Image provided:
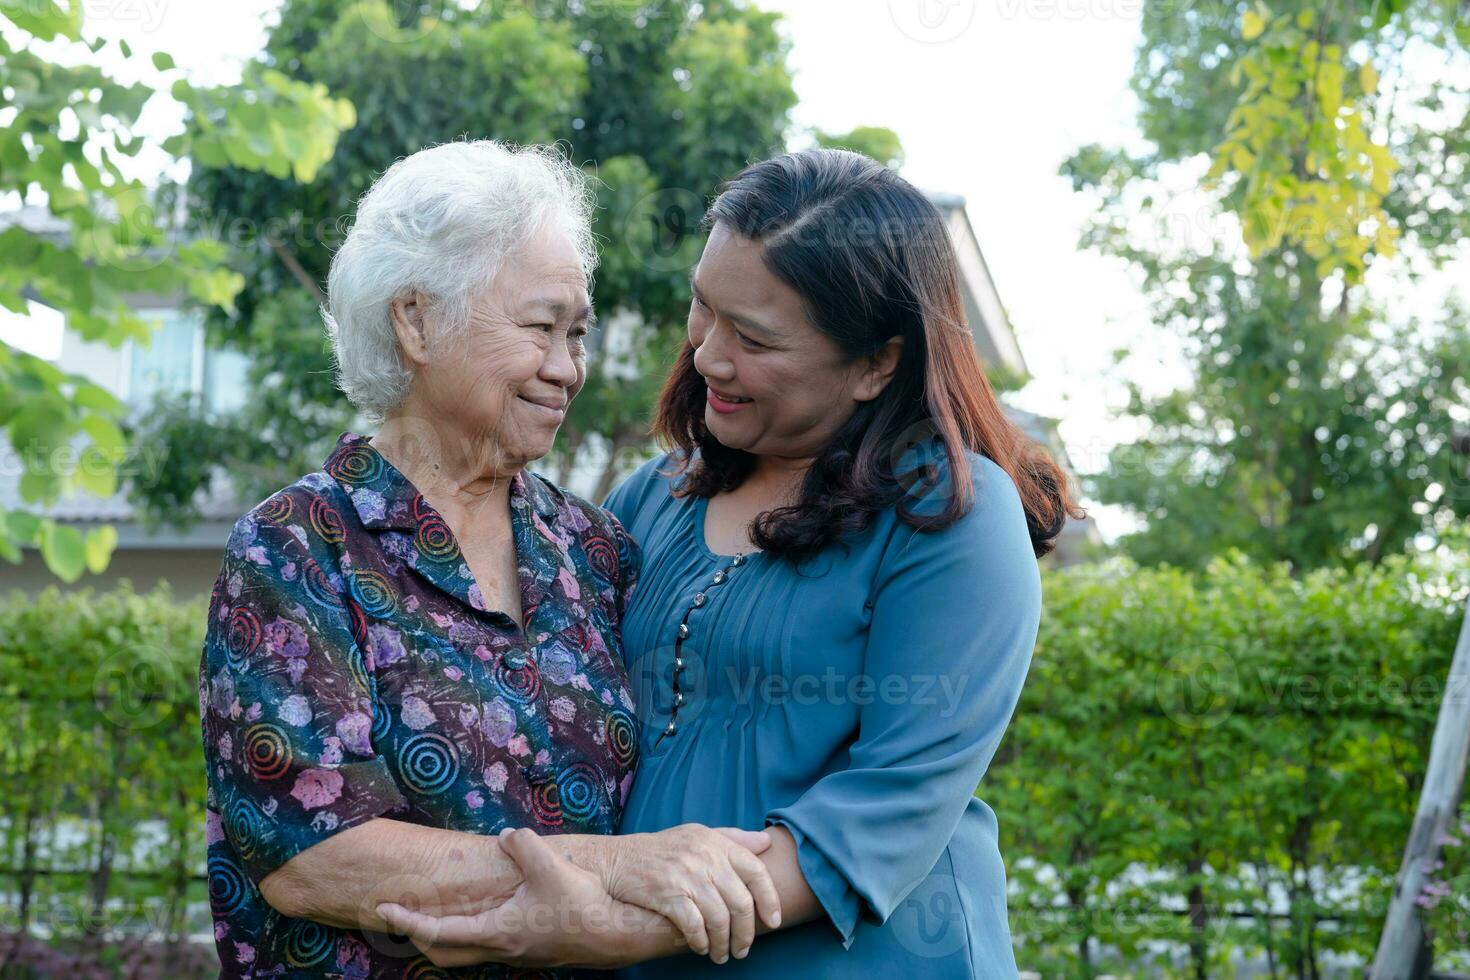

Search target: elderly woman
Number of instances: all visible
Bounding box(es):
[374,149,1084,978]
[198,141,779,979]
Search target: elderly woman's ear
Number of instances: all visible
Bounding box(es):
[389,292,433,366]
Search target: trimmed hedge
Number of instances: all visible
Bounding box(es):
[0,584,208,978]
[996,550,1468,977]
[0,551,1466,978]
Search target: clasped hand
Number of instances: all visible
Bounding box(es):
[376,823,781,970]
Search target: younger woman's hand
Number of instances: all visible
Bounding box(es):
[594,823,782,963]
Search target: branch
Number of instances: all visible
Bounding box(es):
[266,234,326,304]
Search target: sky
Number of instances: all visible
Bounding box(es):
[761,0,1156,536]
[13,0,1436,541]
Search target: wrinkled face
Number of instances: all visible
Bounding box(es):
[406,224,590,470]
[689,222,882,461]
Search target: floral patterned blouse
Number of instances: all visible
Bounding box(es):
[199,432,642,979]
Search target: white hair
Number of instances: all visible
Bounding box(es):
[322,139,598,421]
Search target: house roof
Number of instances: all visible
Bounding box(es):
[0,435,247,548]
[924,191,1029,379]
[0,205,70,236]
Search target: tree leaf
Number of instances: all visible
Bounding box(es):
[84,525,118,574]
[1242,10,1266,41]
[40,521,86,583]
[1359,62,1379,96]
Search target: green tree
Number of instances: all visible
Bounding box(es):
[132,0,819,518]
[0,0,355,581]
[813,124,905,169]
[1061,0,1470,572]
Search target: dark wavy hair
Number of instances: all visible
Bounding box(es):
[652,148,1085,563]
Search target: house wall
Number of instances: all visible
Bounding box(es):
[0,547,227,603]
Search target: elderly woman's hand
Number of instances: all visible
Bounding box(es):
[378,825,782,967]
[378,827,676,970]
[382,828,646,975]
[585,823,781,963]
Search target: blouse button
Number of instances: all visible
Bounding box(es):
[674,657,686,672]
[692,592,707,607]
[677,623,690,639]
[664,722,678,737]
[672,692,685,708]
[713,570,726,584]
[732,555,746,566]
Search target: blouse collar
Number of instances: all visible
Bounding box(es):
[323,431,558,532]
[322,432,578,627]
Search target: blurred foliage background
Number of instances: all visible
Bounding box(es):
[2,0,1469,976]
[0,551,1464,976]
[1060,0,1470,573]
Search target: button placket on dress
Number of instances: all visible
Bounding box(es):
[656,552,748,747]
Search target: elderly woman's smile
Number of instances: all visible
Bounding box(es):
[517,391,568,419]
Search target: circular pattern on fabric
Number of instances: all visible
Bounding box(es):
[529,777,563,827]
[329,444,386,486]
[613,521,636,569]
[348,599,369,650]
[582,534,618,583]
[284,917,335,968]
[604,709,637,768]
[207,855,251,917]
[347,646,370,694]
[303,559,340,607]
[569,620,597,654]
[350,569,397,618]
[259,493,294,523]
[244,724,292,781]
[555,763,602,821]
[309,496,346,544]
[224,797,263,859]
[404,959,452,980]
[371,696,393,743]
[410,493,435,523]
[495,656,541,704]
[225,606,263,668]
[397,732,459,796]
[414,516,460,562]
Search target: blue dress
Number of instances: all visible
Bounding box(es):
[603,441,1041,979]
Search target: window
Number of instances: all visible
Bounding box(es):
[127,309,203,408]
[204,348,250,416]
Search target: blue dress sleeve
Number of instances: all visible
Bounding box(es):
[764,454,1042,948]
